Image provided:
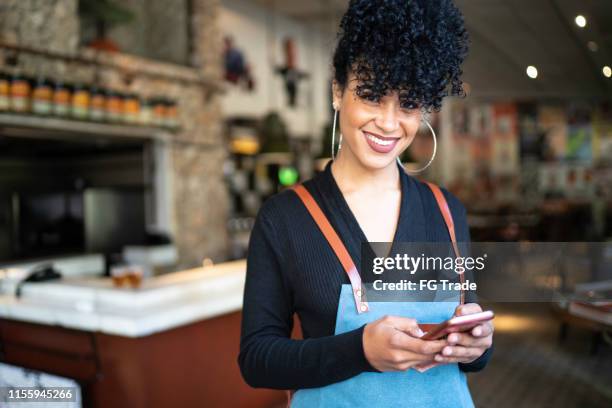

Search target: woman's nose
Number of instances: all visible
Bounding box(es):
[374,105,399,133]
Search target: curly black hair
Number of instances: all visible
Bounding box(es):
[333,0,469,112]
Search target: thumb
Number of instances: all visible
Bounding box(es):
[455,303,481,316]
[386,316,424,338]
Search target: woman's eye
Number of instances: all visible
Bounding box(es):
[401,103,419,112]
[356,90,378,104]
[361,95,379,104]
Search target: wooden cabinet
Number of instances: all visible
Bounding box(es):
[0,311,299,408]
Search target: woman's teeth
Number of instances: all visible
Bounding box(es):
[365,133,394,146]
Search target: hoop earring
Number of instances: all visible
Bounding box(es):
[332,109,342,161]
[404,117,437,174]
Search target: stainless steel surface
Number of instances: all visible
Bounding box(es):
[84,189,146,254]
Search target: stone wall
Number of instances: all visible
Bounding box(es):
[0,0,79,54]
[0,0,228,268]
[192,0,222,79]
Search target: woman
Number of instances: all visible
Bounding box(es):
[239,1,494,406]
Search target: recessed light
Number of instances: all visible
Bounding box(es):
[587,41,598,52]
[603,66,612,78]
[526,66,538,79]
[575,15,587,28]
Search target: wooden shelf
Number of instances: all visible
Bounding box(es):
[0,112,173,144]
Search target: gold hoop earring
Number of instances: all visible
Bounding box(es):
[402,118,437,174]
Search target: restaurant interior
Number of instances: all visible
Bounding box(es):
[0,0,611,407]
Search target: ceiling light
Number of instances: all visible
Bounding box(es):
[587,41,598,52]
[526,66,538,79]
[575,15,587,28]
[604,66,612,78]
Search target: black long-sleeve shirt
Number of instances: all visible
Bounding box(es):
[238,160,493,390]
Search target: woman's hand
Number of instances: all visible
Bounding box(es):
[433,303,494,364]
[363,315,447,372]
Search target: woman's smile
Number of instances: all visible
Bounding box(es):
[362,130,400,154]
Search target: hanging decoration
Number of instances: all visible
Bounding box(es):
[223,36,255,91]
[275,37,309,108]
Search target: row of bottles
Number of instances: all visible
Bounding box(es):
[0,70,179,129]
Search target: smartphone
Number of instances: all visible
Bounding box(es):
[420,310,494,340]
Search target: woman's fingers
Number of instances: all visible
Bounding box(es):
[434,355,478,364]
[472,321,494,337]
[389,331,446,355]
[383,315,422,337]
[446,328,493,348]
[439,327,493,364]
[441,316,493,364]
[442,345,469,358]
[388,339,447,368]
[434,345,483,363]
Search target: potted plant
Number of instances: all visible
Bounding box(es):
[79,0,135,52]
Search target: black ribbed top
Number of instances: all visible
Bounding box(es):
[238,160,492,390]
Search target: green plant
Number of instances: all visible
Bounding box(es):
[259,112,289,153]
[79,0,135,38]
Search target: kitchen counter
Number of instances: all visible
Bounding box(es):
[0,259,292,408]
[0,260,246,337]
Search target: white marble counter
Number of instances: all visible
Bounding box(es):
[0,260,246,338]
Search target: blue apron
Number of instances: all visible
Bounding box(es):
[288,183,474,408]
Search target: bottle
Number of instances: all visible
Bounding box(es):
[152,98,166,127]
[53,81,71,117]
[32,76,53,116]
[105,90,122,122]
[123,93,140,124]
[71,83,91,120]
[139,97,153,126]
[0,71,9,111]
[89,86,106,121]
[9,73,32,113]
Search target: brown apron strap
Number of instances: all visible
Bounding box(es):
[423,182,465,305]
[292,184,370,314]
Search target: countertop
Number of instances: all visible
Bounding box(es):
[0,260,246,337]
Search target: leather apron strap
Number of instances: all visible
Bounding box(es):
[423,182,466,305]
[291,181,465,315]
[293,184,369,314]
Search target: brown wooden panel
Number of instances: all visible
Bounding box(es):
[0,319,94,356]
[89,311,294,408]
[2,343,98,381]
[0,311,306,408]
